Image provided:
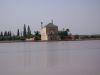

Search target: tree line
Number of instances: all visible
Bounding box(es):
[58,28,72,40]
[0,24,41,41]
[0,24,72,41]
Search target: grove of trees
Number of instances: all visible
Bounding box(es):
[0,24,40,41]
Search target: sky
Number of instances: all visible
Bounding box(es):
[0,0,100,35]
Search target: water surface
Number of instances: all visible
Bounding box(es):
[0,40,100,75]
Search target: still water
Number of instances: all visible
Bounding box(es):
[0,40,100,75]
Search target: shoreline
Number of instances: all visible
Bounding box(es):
[0,39,100,43]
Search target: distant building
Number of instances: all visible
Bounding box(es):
[41,21,59,41]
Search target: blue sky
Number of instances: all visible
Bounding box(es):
[0,0,100,34]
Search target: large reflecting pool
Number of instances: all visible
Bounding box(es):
[0,40,100,75]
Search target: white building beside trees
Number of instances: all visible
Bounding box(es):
[41,21,59,41]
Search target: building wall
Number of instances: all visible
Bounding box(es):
[46,27,58,40]
[41,27,59,41]
[46,27,58,35]
[41,27,48,40]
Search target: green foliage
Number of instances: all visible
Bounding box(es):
[34,31,41,40]
[4,31,7,36]
[0,32,3,36]
[0,32,3,41]
[20,36,25,40]
[17,29,20,37]
[58,28,69,40]
[27,25,32,38]
[23,24,27,38]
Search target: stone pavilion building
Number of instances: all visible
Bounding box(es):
[41,21,59,41]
